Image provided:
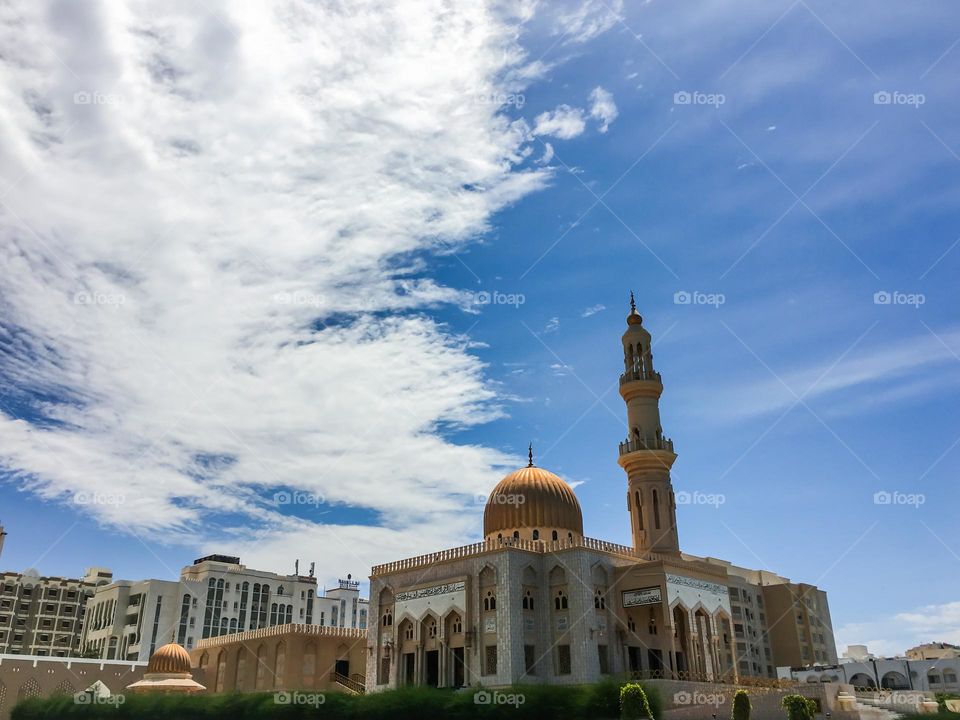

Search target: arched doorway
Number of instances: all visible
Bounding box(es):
[849,672,876,690]
[881,671,909,690]
[672,606,690,676]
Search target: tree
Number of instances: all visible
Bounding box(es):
[621,683,655,720]
[732,689,751,720]
[781,694,816,720]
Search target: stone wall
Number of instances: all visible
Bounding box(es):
[0,654,145,720]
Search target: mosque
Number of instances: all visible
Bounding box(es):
[364,298,836,691]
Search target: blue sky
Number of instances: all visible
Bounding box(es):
[0,0,958,657]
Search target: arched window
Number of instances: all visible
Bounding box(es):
[428,620,437,638]
[382,610,393,626]
[552,530,558,541]
[522,590,534,611]
[270,603,278,626]
[567,532,573,541]
[497,533,502,541]
[452,615,462,634]
[555,590,567,610]
[532,529,540,540]
[484,591,496,612]
[595,590,606,609]
[513,530,520,540]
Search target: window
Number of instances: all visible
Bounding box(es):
[554,590,568,610]
[532,529,539,540]
[484,645,497,675]
[648,608,657,635]
[557,645,572,675]
[522,590,534,610]
[452,616,462,634]
[598,644,609,674]
[484,591,496,612]
[552,530,558,541]
[382,610,393,626]
[427,621,437,638]
[594,590,606,609]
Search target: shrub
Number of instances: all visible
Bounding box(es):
[620,682,655,720]
[780,694,816,720]
[732,689,751,720]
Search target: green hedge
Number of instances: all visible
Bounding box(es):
[12,681,662,720]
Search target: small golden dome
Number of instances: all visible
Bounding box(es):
[483,465,583,539]
[147,642,192,674]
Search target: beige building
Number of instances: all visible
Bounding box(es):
[82,554,367,660]
[0,567,113,657]
[0,655,146,720]
[365,299,837,691]
[907,642,960,660]
[190,624,366,694]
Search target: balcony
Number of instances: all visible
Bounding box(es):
[619,369,661,385]
[618,436,674,455]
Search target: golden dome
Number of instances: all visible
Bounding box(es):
[147,642,192,675]
[483,465,583,540]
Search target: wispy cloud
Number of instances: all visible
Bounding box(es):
[581,303,606,317]
[589,87,618,133]
[0,0,616,575]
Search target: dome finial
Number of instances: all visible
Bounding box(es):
[630,290,636,313]
[627,291,643,325]
[528,443,534,467]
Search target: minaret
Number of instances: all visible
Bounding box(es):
[617,294,680,555]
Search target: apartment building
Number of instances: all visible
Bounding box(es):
[0,567,113,656]
[81,554,367,661]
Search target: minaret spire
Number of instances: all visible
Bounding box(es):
[527,443,534,467]
[617,301,680,555]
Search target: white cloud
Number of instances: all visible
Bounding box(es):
[552,0,625,44]
[589,86,618,132]
[538,142,555,165]
[581,303,605,317]
[0,0,621,579]
[544,316,561,333]
[533,104,586,139]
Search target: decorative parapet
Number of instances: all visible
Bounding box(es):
[195,623,364,649]
[371,536,670,576]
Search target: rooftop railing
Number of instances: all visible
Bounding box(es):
[196,622,364,649]
[371,536,671,576]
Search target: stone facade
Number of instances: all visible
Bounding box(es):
[190,623,366,694]
[0,655,145,720]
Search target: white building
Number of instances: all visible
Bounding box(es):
[82,554,367,661]
[779,649,960,693]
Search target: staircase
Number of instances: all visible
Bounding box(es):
[330,671,366,695]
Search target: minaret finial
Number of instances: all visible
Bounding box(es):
[630,290,636,313]
[527,443,534,467]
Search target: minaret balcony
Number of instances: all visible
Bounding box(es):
[619,436,674,456]
[619,369,661,385]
